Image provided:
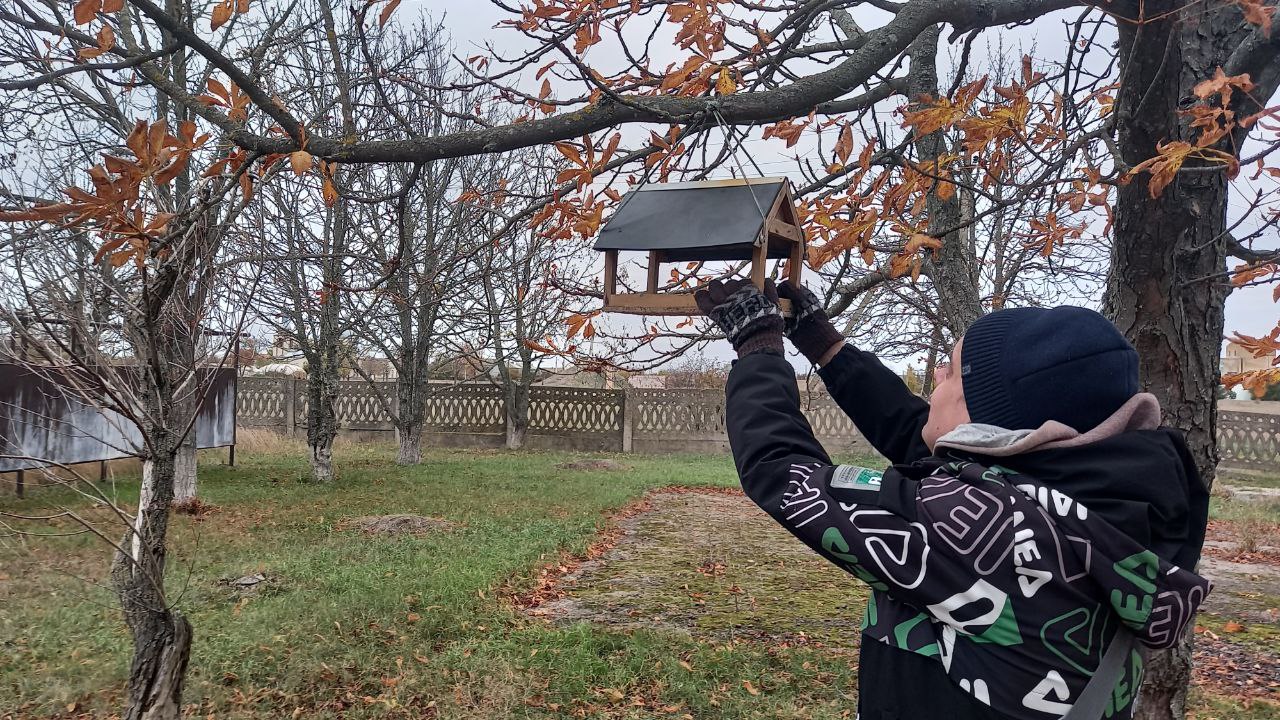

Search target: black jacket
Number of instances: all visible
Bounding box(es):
[725,347,1210,720]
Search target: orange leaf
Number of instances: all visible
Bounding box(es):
[99,23,115,49]
[565,313,588,339]
[554,142,584,168]
[1193,68,1255,106]
[73,0,101,25]
[742,680,760,696]
[322,177,338,207]
[289,150,313,175]
[834,124,854,165]
[1236,0,1275,36]
[379,0,401,28]
[207,77,230,101]
[93,236,126,263]
[211,0,232,30]
[1223,620,1245,633]
[100,0,123,12]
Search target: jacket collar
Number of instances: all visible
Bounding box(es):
[934,393,1162,457]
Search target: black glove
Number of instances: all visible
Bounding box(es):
[694,278,785,357]
[777,280,844,365]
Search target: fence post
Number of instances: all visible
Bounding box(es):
[620,388,634,453]
[284,378,297,437]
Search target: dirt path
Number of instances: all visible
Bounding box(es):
[533,490,868,651]
[528,489,1280,699]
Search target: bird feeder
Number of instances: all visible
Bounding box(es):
[593,177,805,315]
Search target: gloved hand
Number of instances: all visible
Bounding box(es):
[777,280,844,365]
[694,278,785,357]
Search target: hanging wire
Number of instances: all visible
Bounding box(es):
[710,103,772,229]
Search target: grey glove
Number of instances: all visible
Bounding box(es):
[777,281,844,364]
[694,278,785,357]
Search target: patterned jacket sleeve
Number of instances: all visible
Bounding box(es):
[725,351,975,603]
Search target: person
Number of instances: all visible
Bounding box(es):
[693,278,1211,720]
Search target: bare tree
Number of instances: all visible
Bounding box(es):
[5,0,1280,714]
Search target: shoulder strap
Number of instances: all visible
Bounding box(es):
[1061,629,1135,720]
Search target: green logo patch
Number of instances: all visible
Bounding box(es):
[831,465,883,490]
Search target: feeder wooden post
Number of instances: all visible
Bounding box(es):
[603,250,618,301]
[647,251,662,292]
[751,239,768,290]
[788,236,804,286]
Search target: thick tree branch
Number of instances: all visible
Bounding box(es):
[142,0,1078,163]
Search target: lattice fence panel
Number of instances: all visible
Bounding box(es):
[802,399,861,440]
[529,387,623,433]
[1219,411,1280,471]
[632,389,725,437]
[237,377,287,426]
[334,383,396,429]
[425,385,505,433]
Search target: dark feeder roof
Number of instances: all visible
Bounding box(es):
[593,178,794,262]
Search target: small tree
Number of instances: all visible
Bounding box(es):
[1,123,249,718]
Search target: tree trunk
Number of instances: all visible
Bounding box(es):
[505,382,530,450]
[396,423,422,465]
[907,26,982,338]
[1105,3,1248,717]
[306,370,338,483]
[112,452,193,720]
[309,435,334,483]
[172,437,196,504]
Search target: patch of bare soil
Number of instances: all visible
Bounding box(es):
[526,490,868,650]
[1193,633,1280,701]
[344,514,456,536]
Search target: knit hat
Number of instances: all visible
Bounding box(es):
[959,306,1140,432]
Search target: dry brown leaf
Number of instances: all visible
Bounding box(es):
[211,1,232,30]
[289,149,313,175]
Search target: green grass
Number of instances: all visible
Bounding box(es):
[1219,471,1280,490]
[0,445,1272,718]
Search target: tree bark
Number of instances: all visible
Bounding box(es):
[907,27,982,338]
[505,382,530,450]
[112,452,193,720]
[1104,2,1258,717]
[305,368,338,483]
[396,423,422,465]
[172,437,196,504]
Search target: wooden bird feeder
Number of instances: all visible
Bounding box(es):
[593,177,805,315]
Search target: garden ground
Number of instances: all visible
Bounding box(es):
[1,440,1277,719]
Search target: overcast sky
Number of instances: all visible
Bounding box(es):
[407,1,1277,371]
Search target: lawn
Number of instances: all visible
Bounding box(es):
[0,443,1275,719]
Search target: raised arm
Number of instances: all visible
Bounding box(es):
[777,281,931,465]
[817,345,931,464]
[724,349,969,604]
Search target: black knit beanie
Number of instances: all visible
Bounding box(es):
[959,306,1140,432]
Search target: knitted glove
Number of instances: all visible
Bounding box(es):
[777,280,844,365]
[694,278,785,357]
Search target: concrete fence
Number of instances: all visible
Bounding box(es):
[237,378,1279,469]
[236,377,875,455]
